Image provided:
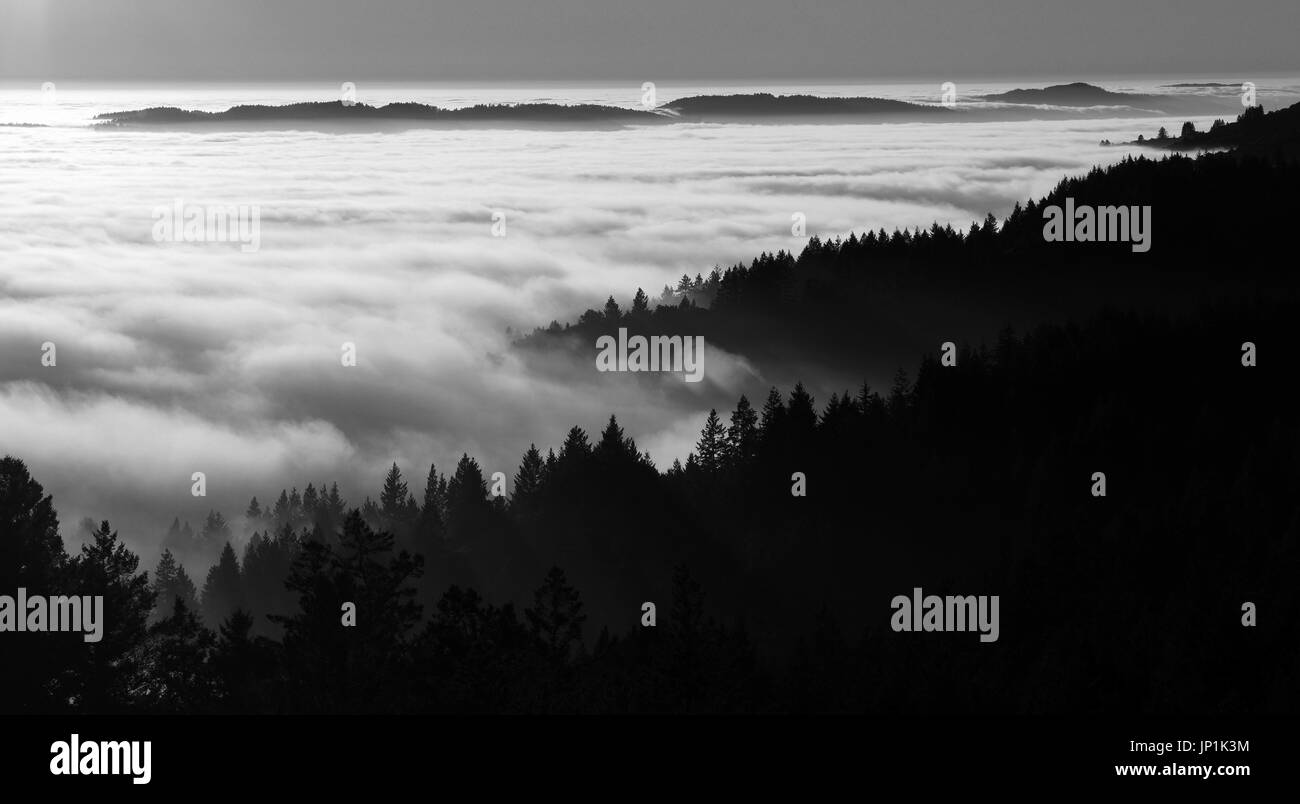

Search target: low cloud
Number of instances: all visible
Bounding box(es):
[1,114,1159,557]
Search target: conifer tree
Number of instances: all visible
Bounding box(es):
[380,463,410,522]
[201,542,243,628]
[67,521,154,711]
[726,395,759,465]
[526,567,586,661]
[696,409,727,473]
[512,445,545,506]
[631,288,650,315]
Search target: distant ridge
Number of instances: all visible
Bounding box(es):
[93,86,1235,131]
[95,94,953,130]
[980,81,1157,106]
[95,100,662,130]
[657,93,952,120]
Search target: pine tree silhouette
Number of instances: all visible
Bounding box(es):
[201,542,243,628]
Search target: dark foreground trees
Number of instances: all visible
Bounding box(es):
[2,295,1297,714]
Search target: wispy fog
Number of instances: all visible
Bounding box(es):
[0,94,1227,559]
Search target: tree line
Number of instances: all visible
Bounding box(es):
[4,294,1297,713]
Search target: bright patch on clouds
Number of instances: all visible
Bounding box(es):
[0,97,1196,554]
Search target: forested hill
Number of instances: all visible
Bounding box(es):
[518,147,1299,383]
[92,86,1233,130]
[4,295,1297,714]
[1115,100,1300,158]
[93,94,952,129]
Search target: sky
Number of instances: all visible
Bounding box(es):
[2,0,1298,82]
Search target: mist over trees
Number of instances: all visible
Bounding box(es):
[3,293,1296,713]
[522,144,1299,388]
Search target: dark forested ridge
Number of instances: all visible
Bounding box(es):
[92,95,952,130]
[1111,100,1300,159]
[520,143,1298,392]
[3,294,1296,713]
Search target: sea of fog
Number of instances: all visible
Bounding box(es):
[2,78,1298,557]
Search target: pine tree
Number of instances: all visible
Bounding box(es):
[360,496,380,526]
[419,463,446,538]
[696,409,727,473]
[322,482,346,535]
[302,484,320,518]
[380,463,409,522]
[272,490,291,526]
[446,454,490,549]
[212,608,275,712]
[201,510,232,544]
[759,386,786,439]
[67,520,155,711]
[560,426,591,461]
[447,454,486,509]
[726,395,759,465]
[151,549,198,623]
[596,415,634,459]
[526,567,586,661]
[201,542,243,628]
[0,457,71,712]
[512,445,545,506]
[173,564,199,614]
[631,288,650,315]
[787,382,817,434]
[288,488,303,523]
[140,598,216,712]
[153,549,177,592]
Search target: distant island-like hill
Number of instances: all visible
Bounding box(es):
[95,101,663,130]
[978,81,1222,115]
[92,85,1232,131]
[95,95,956,130]
[656,93,952,121]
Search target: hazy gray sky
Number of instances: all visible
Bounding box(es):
[2,0,1296,81]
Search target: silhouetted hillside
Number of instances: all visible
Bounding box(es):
[982,82,1144,105]
[519,148,1299,393]
[93,86,1234,130]
[979,81,1232,116]
[95,100,667,131]
[95,94,954,130]
[658,93,952,121]
[1116,101,1300,159]
[4,293,1296,714]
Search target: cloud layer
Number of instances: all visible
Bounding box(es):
[0,106,1212,557]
